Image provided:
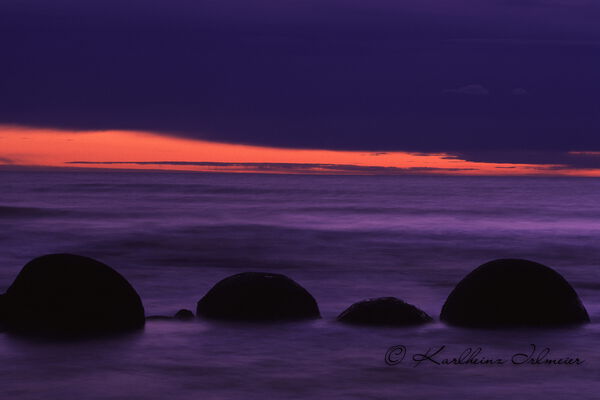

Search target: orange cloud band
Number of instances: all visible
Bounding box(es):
[1,124,599,176]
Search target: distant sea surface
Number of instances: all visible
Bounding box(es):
[1,170,599,399]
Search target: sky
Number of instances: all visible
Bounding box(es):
[1,0,599,175]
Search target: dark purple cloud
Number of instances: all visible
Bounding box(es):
[444,84,490,96]
[512,88,528,96]
[455,150,600,169]
[1,0,599,166]
[66,161,475,174]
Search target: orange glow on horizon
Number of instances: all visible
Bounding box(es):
[1,124,600,177]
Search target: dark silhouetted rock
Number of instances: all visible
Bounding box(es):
[337,297,432,326]
[174,309,194,321]
[440,259,590,327]
[147,309,195,321]
[196,272,320,321]
[0,254,145,337]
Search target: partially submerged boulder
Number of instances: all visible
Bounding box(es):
[196,272,320,321]
[146,309,194,321]
[0,254,145,337]
[174,309,194,321]
[440,259,590,327]
[337,297,432,326]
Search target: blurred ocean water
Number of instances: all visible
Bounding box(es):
[0,170,599,399]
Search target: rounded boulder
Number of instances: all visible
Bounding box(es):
[440,259,590,327]
[337,297,432,326]
[174,309,195,321]
[0,254,145,337]
[196,272,320,321]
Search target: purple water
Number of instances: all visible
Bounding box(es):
[1,170,599,399]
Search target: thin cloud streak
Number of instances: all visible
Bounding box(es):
[66,161,476,175]
[443,84,490,96]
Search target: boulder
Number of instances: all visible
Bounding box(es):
[174,309,194,321]
[0,254,145,337]
[146,309,195,321]
[337,297,432,326]
[440,259,590,327]
[196,272,320,321]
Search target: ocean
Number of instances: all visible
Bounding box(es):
[1,169,599,399]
